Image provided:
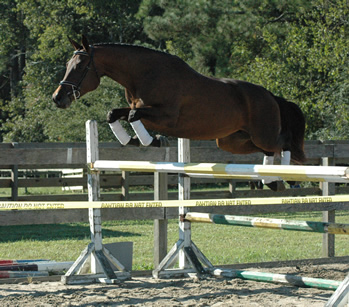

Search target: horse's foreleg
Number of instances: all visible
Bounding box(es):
[129,120,153,146]
[109,120,132,145]
[107,108,168,147]
[128,108,171,147]
[107,108,131,123]
[107,108,133,145]
[108,117,155,147]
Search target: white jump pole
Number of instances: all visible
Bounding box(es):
[91,161,349,183]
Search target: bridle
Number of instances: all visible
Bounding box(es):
[59,45,98,100]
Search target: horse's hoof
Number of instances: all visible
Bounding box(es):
[150,135,169,147]
[128,136,141,147]
[128,109,141,122]
[157,135,170,147]
[266,181,286,192]
[150,134,170,147]
[255,181,264,190]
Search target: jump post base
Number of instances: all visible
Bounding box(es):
[62,242,130,285]
[152,239,213,279]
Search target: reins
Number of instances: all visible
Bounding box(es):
[59,45,98,100]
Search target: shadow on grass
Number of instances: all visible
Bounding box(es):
[0,223,141,243]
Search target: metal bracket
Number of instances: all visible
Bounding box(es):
[87,163,100,175]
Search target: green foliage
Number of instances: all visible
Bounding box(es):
[245,0,349,139]
[1,0,145,142]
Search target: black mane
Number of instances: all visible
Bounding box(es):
[93,43,170,56]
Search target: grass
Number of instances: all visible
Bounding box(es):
[1,211,349,271]
[1,184,349,270]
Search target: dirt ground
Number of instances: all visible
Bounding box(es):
[0,263,347,306]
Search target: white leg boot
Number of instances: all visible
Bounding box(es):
[281,151,291,165]
[262,154,286,191]
[109,120,131,145]
[130,120,153,146]
[262,155,274,185]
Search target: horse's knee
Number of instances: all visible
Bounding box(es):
[107,109,128,123]
[128,109,142,122]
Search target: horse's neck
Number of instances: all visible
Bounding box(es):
[95,45,151,91]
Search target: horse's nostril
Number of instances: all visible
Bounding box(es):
[52,94,59,104]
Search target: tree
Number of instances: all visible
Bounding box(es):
[138,0,308,76]
[0,0,30,141]
[245,0,349,139]
[1,0,147,142]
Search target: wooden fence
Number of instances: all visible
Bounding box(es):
[0,140,349,223]
[1,140,349,260]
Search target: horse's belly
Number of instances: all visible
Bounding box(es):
[143,113,240,140]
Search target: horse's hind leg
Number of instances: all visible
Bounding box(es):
[217,132,286,191]
[280,150,299,187]
[261,152,286,192]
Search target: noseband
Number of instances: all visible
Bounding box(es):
[59,46,98,100]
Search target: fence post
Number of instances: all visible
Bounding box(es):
[11,143,18,201]
[153,172,168,267]
[229,180,236,197]
[121,171,129,201]
[11,165,18,201]
[321,157,335,257]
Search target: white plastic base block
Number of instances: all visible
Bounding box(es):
[130,120,153,146]
[109,121,131,145]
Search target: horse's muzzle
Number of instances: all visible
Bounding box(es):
[52,87,72,109]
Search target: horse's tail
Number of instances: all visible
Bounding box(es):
[273,95,306,164]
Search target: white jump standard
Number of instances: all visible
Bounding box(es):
[62,120,131,285]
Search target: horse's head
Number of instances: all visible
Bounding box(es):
[52,35,100,108]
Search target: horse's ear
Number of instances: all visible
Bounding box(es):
[81,35,90,53]
[68,37,82,50]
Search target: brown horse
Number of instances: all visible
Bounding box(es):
[53,35,306,191]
